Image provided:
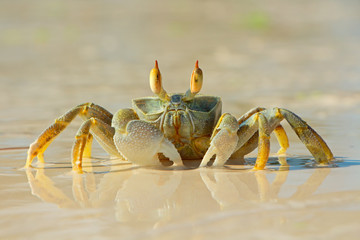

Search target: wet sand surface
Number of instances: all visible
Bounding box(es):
[1,0,360,239]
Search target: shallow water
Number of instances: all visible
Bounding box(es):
[1,0,360,239]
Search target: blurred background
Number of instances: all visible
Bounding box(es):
[1,0,360,157]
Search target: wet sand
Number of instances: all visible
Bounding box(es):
[1,0,360,239]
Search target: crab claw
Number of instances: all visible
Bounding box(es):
[200,113,239,167]
[113,109,183,167]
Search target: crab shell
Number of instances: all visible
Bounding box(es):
[132,94,222,159]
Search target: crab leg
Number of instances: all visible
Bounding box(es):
[202,107,333,169]
[230,107,289,161]
[250,108,333,169]
[273,124,289,155]
[26,103,118,168]
[72,118,120,173]
[112,109,183,167]
[201,110,264,167]
[224,111,274,170]
[237,107,266,125]
[230,124,289,162]
[278,108,334,164]
[251,108,333,169]
[253,113,272,169]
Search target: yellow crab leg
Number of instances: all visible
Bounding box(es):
[273,124,289,155]
[72,117,120,173]
[231,109,289,161]
[228,108,265,160]
[278,108,334,164]
[26,103,115,168]
[237,107,266,125]
[231,107,333,169]
[82,133,93,158]
[254,113,271,170]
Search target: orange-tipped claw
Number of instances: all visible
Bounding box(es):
[195,60,199,68]
[155,60,159,69]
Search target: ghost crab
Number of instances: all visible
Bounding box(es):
[26,61,334,172]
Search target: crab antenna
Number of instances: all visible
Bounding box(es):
[149,60,170,101]
[183,60,203,101]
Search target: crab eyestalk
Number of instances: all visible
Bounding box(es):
[183,60,203,101]
[149,60,170,101]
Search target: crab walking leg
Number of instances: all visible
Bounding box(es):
[279,108,334,164]
[242,108,333,169]
[239,107,333,169]
[112,109,183,167]
[229,108,267,160]
[273,124,289,155]
[72,118,119,172]
[230,126,289,163]
[237,107,266,125]
[26,103,114,168]
[254,114,271,170]
[201,109,283,169]
[82,133,94,158]
[204,111,266,166]
[200,114,239,167]
[231,110,289,161]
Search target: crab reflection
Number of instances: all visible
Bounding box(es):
[26,157,332,224]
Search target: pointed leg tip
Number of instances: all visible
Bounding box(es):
[71,160,84,174]
[25,156,35,168]
[252,165,266,171]
[276,148,287,156]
